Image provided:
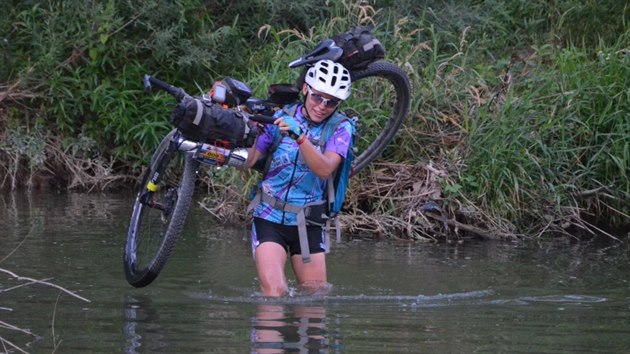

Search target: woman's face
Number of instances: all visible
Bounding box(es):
[301,84,341,123]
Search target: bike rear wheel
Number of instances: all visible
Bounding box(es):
[124,130,199,287]
[345,60,411,175]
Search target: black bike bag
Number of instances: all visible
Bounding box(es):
[332,26,385,70]
[170,97,258,148]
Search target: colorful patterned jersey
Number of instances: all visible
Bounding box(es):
[252,104,352,225]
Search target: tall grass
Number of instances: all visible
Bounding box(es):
[1,0,628,235]
[462,31,630,234]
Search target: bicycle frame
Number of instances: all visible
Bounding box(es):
[171,133,250,169]
[138,131,249,211]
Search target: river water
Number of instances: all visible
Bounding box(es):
[1,191,629,353]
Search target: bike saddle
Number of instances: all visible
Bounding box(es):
[288,39,343,68]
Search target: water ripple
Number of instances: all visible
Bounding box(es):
[519,294,607,303]
[488,294,608,306]
[190,289,495,306]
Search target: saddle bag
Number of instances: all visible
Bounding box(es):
[332,26,386,70]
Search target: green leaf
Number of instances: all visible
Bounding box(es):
[89,47,98,61]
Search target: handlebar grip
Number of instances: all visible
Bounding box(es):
[143,74,190,102]
[248,114,277,125]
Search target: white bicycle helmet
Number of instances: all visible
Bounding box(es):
[304,60,351,100]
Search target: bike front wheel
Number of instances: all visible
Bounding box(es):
[345,60,412,175]
[124,130,199,287]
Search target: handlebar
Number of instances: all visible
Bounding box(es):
[143,74,276,125]
[143,75,191,102]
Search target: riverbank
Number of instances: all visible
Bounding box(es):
[1,1,628,240]
[0,147,626,242]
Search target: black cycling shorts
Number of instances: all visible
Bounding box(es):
[253,217,326,256]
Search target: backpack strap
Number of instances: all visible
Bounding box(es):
[317,113,352,245]
[250,190,327,263]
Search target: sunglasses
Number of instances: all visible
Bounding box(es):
[307,86,340,109]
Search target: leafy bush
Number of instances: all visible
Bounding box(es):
[1,0,628,236]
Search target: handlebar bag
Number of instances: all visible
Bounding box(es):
[170,97,258,148]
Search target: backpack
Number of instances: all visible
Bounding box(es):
[325,116,355,217]
[332,26,386,70]
[248,103,356,263]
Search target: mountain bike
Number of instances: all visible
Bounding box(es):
[124,36,411,288]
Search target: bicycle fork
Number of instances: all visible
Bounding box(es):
[139,175,175,214]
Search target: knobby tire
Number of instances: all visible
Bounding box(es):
[124,131,198,287]
[346,60,411,175]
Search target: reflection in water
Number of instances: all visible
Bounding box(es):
[123,294,340,353]
[251,304,337,354]
[123,295,167,354]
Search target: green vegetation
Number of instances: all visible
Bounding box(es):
[1,0,628,240]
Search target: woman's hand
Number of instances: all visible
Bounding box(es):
[274,117,341,179]
[274,116,303,140]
